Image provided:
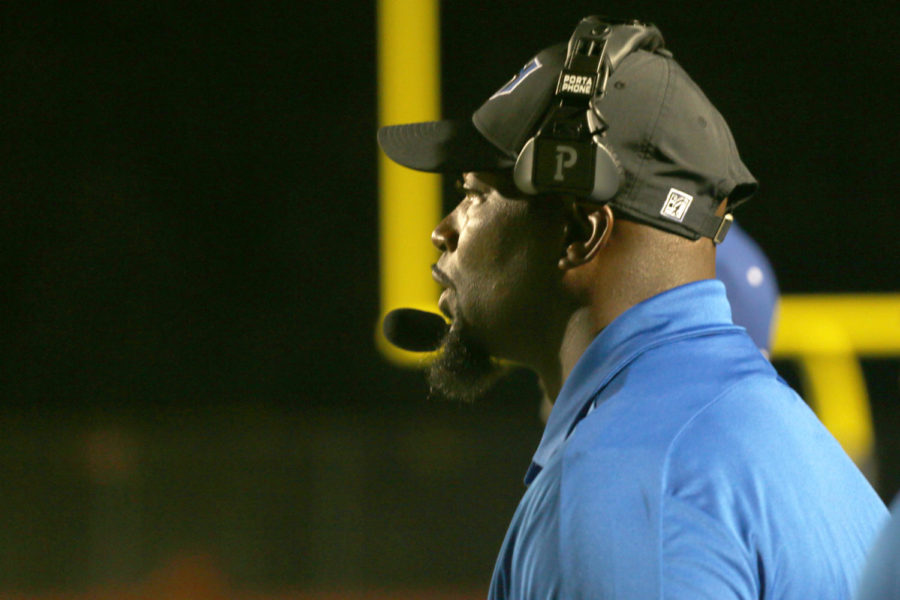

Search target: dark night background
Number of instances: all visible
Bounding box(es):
[0,0,898,596]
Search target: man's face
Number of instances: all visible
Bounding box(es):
[428,171,567,400]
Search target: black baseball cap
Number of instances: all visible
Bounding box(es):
[377,40,758,241]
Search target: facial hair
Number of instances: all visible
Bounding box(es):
[426,324,503,403]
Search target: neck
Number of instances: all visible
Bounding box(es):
[536,222,716,403]
[535,307,598,401]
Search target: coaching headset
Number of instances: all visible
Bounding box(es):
[513,17,665,202]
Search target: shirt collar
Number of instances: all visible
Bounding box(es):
[524,279,735,484]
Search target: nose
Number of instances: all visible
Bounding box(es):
[431,213,458,253]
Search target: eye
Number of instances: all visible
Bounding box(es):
[465,191,486,205]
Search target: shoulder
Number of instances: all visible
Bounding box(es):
[562,333,789,480]
[660,377,887,597]
[553,370,795,596]
[666,375,814,469]
[558,371,802,521]
[556,332,887,597]
[662,373,851,486]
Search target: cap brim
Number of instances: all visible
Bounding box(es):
[377,119,515,173]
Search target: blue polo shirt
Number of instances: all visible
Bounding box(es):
[489,280,887,599]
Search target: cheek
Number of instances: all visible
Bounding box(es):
[456,216,561,326]
[454,229,516,316]
[459,203,559,272]
[457,211,529,286]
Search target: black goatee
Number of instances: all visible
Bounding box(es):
[426,325,504,402]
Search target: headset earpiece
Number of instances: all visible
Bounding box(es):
[513,136,621,201]
[512,17,663,202]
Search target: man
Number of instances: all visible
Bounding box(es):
[378,17,887,599]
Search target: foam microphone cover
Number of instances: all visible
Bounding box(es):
[383,308,449,352]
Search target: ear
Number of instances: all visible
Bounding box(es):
[558,204,614,270]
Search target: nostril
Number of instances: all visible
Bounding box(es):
[432,220,458,252]
[446,231,458,252]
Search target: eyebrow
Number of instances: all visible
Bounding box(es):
[459,175,496,193]
[455,179,483,195]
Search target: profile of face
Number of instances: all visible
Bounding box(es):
[428,171,568,401]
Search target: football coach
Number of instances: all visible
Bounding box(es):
[378,16,887,599]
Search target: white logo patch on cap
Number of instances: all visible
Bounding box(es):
[660,188,694,222]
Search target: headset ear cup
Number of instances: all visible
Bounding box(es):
[513,137,539,195]
[590,142,623,201]
[516,135,622,200]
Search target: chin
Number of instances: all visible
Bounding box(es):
[427,323,504,403]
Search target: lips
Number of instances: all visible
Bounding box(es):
[431,264,454,289]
